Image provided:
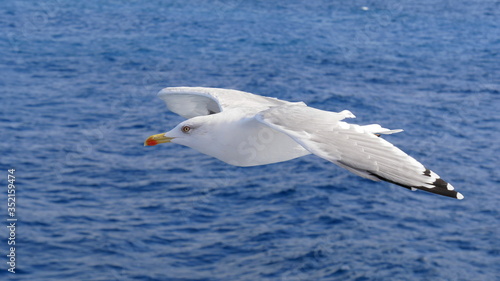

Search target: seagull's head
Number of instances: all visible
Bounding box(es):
[144,110,264,166]
[144,116,210,146]
[143,114,233,159]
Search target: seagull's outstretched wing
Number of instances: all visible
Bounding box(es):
[256,103,464,200]
[158,87,286,119]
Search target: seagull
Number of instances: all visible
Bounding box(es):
[145,87,464,200]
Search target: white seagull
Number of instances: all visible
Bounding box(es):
[145,87,463,200]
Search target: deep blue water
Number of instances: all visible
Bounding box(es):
[1,0,499,280]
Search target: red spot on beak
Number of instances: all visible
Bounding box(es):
[145,139,158,146]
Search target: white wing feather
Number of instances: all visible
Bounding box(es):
[256,104,463,199]
[158,87,285,118]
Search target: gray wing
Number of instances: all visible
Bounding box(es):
[256,103,464,200]
[158,87,286,119]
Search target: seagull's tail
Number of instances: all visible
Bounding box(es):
[361,124,403,135]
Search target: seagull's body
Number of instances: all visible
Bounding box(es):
[145,87,463,200]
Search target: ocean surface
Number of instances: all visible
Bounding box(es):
[1,0,499,280]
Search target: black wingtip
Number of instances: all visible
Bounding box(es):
[370,173,464,200]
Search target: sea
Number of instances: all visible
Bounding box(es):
[1,0,499,280]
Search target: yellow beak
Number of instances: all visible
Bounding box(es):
[144,133,174,146]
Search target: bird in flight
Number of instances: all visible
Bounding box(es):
[145,87,464,200]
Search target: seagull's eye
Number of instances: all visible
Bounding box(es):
[181,125,191,133]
